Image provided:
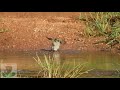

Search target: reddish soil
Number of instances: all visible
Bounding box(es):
[0,12,120,52]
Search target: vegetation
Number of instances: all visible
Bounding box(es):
[79,12,120,48]
[33,53,92,78]
[0,28,9,33]
[114,63,120,77]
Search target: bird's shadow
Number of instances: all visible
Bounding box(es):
[40,49,52,52]
[40,49,61,53]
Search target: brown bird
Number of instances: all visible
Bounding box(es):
[46,37,66,51]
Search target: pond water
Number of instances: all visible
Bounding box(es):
[0,50,120,78]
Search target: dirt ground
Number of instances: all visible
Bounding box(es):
[0,12,120,53]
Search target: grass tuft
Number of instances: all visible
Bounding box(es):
[79,12,120,48]
[33,53,93,78]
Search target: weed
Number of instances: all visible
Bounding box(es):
[33,53,93,78]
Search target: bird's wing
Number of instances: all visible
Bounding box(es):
[46,37,53,40]
[59,38,66,44]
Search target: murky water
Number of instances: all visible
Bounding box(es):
[0,50,120,78]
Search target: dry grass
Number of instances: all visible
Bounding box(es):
[33,53,93,78]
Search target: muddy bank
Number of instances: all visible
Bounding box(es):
[0,12,120,53]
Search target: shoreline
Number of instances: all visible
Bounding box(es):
[0,12,120,54]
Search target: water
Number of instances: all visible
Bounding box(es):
[0,50,120,78]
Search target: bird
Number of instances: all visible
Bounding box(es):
[46,37,66,51]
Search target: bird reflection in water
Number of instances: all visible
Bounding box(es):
[49,51,61,65]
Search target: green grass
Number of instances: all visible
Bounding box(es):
[33,53,93,78]
[79,12,120,48]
